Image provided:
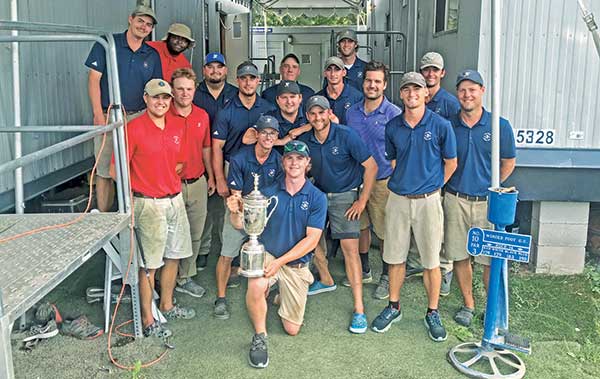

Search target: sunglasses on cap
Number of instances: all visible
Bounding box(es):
[284,141,309,155]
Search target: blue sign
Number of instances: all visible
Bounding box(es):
[467,227,531,263]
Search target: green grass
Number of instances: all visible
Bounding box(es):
[11,250,600,379]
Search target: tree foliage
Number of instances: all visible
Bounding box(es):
[253,7,360,26]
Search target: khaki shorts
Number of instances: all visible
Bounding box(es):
[265,254,314,325]
[383,191,443,269]
[443,192,491,266]
[134,193,193,270]
[359,178,390,240]
[94,110,143,178]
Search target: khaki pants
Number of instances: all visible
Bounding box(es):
[178,176,209,283]
[359,178,389,240]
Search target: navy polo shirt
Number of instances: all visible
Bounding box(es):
[266,109,308,154]
[447,110,516,197]
[426,88,460,119]
[85,31,162,112]
[385,109,457,196]
[227,146,284,196]
[299,122,371,193]
[213,95,276,161]
[192,81,238,125]
[345,57,367,91]
[261,82,315,109]
[260,179,327,265]
[315,84,364,125]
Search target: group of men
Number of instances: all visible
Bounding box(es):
[85,5,516,369]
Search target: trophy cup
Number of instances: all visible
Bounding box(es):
[239,173,279,277]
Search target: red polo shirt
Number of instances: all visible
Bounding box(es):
[170,105,211,180]
[125,111,185,197]
[146,40,192,82]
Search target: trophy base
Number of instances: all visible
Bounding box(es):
[239,269,264,278]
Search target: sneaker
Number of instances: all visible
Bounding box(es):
[214,298,230,320]
[196,255,208,271]
[424,310,447,342]
[405,265,424,278]
[163,304,196,320]
[371,306,402,333]
[143,321,172,338]
[348,313,368,334]
[307,281,337,296]
[440,271,453,297]
[175,278,206,298]
[248,333,269,368]
[23,320,59,342]
[373,275,389,300]
[60,316,103,340]
[34,302,62,324]
[342,270,373,287]
[454,306,475,327]
[227,275,241,288]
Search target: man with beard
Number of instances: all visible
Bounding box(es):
[147,23,194,82]
[85,5,162,212]
[336,29,367,91]
[212,62,276,319]
[261,53,314,108]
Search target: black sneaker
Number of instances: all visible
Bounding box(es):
[371,305,402,333]
[248,333,269,368]
[196,255,208,271]
[424,310,447,342]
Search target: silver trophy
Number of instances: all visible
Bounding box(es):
[239,173,278,277]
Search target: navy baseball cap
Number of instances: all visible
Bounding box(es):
[281,53,300,64]
[283,140,310,158]
[205,52,226,66]
[277,80,301,96]
[456,69,484,87]
[255,115,280,133]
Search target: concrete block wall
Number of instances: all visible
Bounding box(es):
[530,201,589,274]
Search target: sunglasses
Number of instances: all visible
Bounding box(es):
[284,141,309,155]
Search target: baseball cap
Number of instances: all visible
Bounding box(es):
[399,72,427,89]
[205,52,226,66]
[283,140,310,158]
[163,23,195,46]
[236,62,259,78]
[277,80,301,96]
[255,115,280,133]
[456,69,485,87]
[305,95,330,111]
[337,29,357,43]
[324,56,345,70]
[144,79,172,97]
[131,5,157,25]
[420,52,444,70]
[281,53,300,64]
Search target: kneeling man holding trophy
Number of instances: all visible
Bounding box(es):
[227,140,327,369]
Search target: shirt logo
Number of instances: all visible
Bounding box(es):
[197,122,202,128]
[173,136,180,144]
[344,102,351,110]
[213,130,219,135]
[424,131,432,141]
[483,132,491,142]
[91,61,98,67]
[230,180,236,186]
[300,201,309,210]
[435,107,442,114]
[357,72,363,78]
[143,61,149,69]
[331,146,340,155]
[268,168,275,177]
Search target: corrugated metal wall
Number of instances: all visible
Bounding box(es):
[478,0,600,149]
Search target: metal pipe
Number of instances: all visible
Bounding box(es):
[0,20,109,35]
[0,34,109,48]
[10,0,23,214]
[0,123,121,175]
[0,125,113,133]
[491,0,501,188]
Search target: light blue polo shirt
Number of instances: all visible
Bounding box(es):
[315,84,364,125]
[212,95,276,161]
[385,109,457,196]
[227,145,284,196]
[260,179,327,265]
[426,88,460,119]
[447,110,516,197]
[85,31,162,112]
[346,97,402,180]
[299,122,371,193]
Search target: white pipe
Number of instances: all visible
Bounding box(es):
[413,0,418,70]
[491,0,500,187]
[11,0,24,214]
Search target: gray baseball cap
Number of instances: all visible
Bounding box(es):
[277,80,301,96]
[305,95,330,111]
[399,72,427,89]
[236,62,259,78]
[255,115,280,132]
[456,69,485,87]
[420,52,444,70]
[324,56,345,70]
[131,5,157,25]
[337,29,357,43]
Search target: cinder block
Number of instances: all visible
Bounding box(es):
[530,243,585,274]
[532,201,590,224]
[530,221,588,247]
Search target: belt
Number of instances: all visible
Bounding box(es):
[287,262,308,269]
[404,189,440,199]
[133,192,179,199]
[182,177,200,184]
[446,189,487,202]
